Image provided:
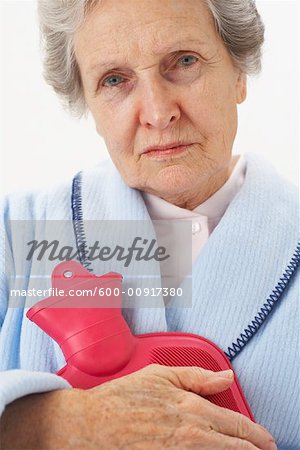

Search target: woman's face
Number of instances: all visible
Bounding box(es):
[75,0,246,208]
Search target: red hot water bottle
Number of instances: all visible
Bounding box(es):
[26,261,254,421]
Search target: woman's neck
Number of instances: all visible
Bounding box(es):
[158,155,241,211]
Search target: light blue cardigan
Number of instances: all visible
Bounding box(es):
[0,153,299,449]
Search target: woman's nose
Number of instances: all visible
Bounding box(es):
[138,78,181,130]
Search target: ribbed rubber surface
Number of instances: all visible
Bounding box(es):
[149,346,239,411]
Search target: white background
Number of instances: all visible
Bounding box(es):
[0,0,299,195]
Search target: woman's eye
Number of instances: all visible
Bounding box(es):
[177,55,199,67]
[102,74,124,87]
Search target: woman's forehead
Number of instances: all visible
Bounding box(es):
[78,0,215,41]
[75,0,217,71]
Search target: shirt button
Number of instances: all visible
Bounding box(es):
[192,222,201,235]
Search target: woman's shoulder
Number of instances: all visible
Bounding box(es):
[0,158,114,222]
[244,152,298,211]
[0,178,73,222]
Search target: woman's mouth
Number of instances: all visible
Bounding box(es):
[142,144,193,160]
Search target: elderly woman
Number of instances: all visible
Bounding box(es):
[0,0,299,449]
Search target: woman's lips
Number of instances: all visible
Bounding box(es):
[143,144,192,159]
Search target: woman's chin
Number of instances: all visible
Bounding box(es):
[144,165,195,199]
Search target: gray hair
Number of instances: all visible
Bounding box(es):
[38,0,265,117]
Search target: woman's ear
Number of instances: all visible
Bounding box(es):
[236,72,247,104]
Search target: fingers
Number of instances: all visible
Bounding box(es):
[169,394,276,450]
[170,422,263,450]
[135,365,277,449]
[145,364,235,396]
[209,405,277,450]
[204,430,263,450]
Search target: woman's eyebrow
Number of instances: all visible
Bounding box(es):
[85,38,209,76]
[86,61,122,77]
[151,38,209,56]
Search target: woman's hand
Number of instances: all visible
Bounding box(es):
[1,365,276,450]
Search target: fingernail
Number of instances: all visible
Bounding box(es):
[215,370,234,379]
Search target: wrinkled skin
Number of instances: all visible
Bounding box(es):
[75,0,247,210]
[2,365,276,449]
